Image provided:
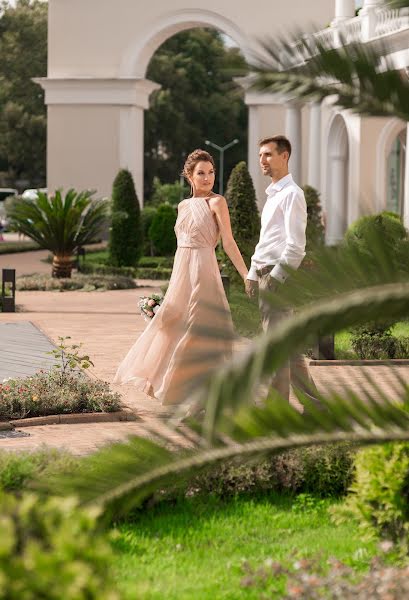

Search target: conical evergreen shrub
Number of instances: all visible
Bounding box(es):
[109,169,142,267]
[224,161,260,281]
[303,185,325,251]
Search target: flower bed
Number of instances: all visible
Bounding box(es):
[0,371,121,420]
[16,273,136,291]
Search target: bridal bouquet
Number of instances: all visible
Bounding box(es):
[139,294,163,321]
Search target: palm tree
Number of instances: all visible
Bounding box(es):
[8,189,109,278]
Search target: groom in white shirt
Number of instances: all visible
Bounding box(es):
[245,135,319,405]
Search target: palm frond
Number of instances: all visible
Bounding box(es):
[249,26,409,121]
[37,280,409,516]
[39,394,409,518]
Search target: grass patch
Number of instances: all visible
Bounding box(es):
[112,493,378,600]
[229,284,261,338]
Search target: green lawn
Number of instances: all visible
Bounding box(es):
[229,284,261,338]
[112,493,377,600]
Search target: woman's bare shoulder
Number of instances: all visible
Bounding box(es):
[208,194,227,209]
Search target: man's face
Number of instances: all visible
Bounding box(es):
[259,143,288,177]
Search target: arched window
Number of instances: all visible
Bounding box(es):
[386,129,406,216]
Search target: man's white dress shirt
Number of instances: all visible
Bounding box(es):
[247,173,307,283]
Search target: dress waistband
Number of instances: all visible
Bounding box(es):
[177,243,213,249]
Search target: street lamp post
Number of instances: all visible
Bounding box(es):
[205,138,239,195]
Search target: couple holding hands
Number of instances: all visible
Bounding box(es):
[114,134,318,409]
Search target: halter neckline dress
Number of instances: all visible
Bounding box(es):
[113,196,234,405]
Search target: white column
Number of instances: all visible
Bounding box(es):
[307,102,321,191]
[327,155,347,244]
[247,104,261,192]
[285,102,302,184]
[332,0,356,26]
[359,0,382,40]
[403,123,409,230]
[119,106,145,206]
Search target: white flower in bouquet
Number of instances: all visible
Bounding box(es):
[139,293,163,321]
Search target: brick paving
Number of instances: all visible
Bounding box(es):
[1,248,409,454]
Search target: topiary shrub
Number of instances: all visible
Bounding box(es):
[0,492,119,599]
[109,169,142,267]
[224,161,260,282]
[148,203,177,256]
[333,442,409,553]
[303,185,325,251]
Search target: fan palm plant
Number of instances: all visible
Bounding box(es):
[8,189,109,278]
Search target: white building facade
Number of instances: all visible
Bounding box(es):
[39,0,409,243]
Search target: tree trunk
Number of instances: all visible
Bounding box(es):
[52,255,73,278]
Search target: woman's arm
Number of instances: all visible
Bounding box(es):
[209,195,248,281]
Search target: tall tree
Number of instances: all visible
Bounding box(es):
[0,0,47,185]
[145,28,248,199]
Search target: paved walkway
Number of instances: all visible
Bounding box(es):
[0,321,57,380]
[1,251,409,454]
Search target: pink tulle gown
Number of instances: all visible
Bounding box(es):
[113,196,234,405]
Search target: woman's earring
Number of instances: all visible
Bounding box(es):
[190,183,194,197]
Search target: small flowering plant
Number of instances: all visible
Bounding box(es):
[139,294,163,321]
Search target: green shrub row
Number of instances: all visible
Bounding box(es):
[164,443,355,500]
[0,241,39,254]
[80,262,172,280]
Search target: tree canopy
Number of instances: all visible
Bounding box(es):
[0,0,47,185]
[145,28,248,199]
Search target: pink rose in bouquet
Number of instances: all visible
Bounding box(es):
[138,294,163,322]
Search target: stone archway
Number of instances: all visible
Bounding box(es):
[40,0,335,202]
[120,9,251,78]
[325,114,350,245]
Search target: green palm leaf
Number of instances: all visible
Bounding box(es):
[248,13,409,121]
[38,281,409,517]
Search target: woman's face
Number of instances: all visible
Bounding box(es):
[190,161,215,195]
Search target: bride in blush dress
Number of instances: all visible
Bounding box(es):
[113,149,249,406]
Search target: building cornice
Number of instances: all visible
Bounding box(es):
[33,78,161,108]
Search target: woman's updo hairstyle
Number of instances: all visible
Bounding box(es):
[182,149,216,182]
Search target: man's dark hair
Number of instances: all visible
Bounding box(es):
[259,135,292,158]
